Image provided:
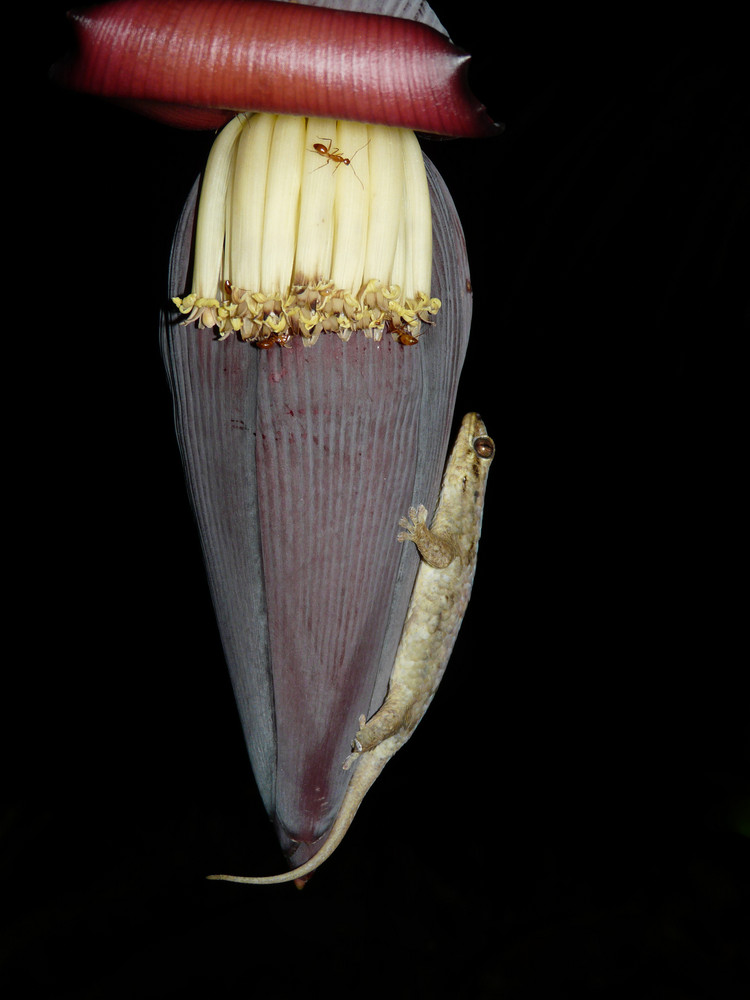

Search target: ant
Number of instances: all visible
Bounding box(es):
[255,328,294,349]
[310,137,370,188]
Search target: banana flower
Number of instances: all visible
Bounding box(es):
[54,0,499,881]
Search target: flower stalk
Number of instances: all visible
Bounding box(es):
[173,112,441,346]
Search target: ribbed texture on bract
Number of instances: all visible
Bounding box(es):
[160,153,472,867]
[54,0,499,136]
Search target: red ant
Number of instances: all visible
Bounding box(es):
[310,137,370,188]
[396,328,419,346]
[255,327,294,349]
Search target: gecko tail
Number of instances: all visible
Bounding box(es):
[206,869,315,886]
[205,826,346,884]
[205,843,336,884]
[206,750,391,886]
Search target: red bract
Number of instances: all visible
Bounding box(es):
[54,0,499,136]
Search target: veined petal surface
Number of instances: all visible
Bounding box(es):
[160,154,472,866]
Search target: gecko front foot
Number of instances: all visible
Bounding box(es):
[397,505,429,544]
[397,503,458,569]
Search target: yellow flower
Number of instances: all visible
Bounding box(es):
[173,113,441,347]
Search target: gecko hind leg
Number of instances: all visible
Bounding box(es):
[342,698,410,770]
[352,692,412,754]
[342,692,411,768]
[342,715,367,770]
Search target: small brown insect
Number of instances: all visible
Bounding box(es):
[311,137,370,187]
[254,328,294,350]
[312,138,350,166]
[255,334,278,350]
[395,328,420,346]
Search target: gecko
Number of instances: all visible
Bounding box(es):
[207,412,495,886]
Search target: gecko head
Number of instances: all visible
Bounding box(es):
[447,413,494,500]
[459,413,495,464]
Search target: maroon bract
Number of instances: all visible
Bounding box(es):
[54,0,499,136]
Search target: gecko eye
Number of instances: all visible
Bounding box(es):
[474,436,495,459]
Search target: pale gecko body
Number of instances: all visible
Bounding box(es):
[208,413,495,886]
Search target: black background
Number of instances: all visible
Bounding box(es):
[5,2,748,996]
